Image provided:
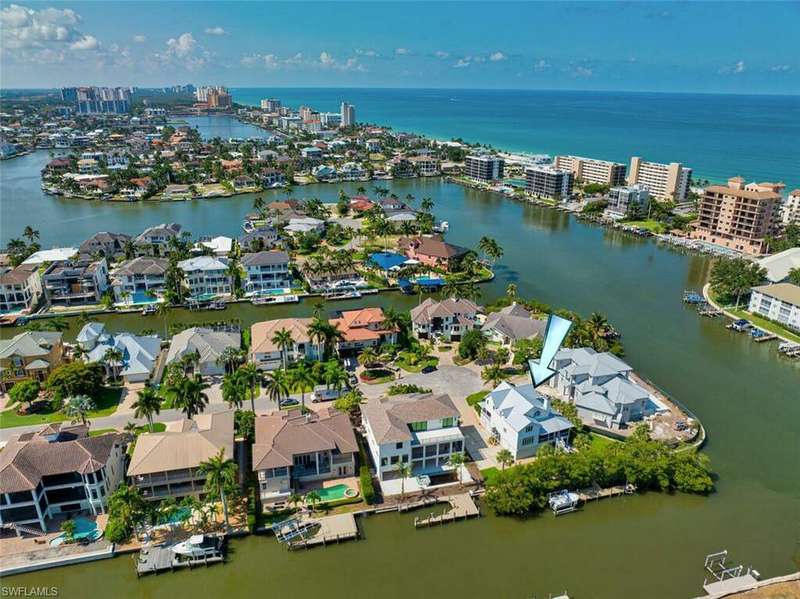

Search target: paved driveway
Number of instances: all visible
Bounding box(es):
[360,364,484,400]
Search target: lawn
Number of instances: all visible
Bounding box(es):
[0,387,123,429]
[622,220,667,234]
[395,352,439,373]
[726,307,800,344]
[588,432,620,450]
[465,390,488,414]
[88,422,167,437]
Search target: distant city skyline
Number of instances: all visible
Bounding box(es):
[1,1,798,94]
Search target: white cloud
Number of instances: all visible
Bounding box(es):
[241,51,365,73]
[319,51,335,66]
[355,48,379,57]
[149,32,211,71]
[719,60,747,75]
[69,35,98,51]
[133,34,146,43]
[573,66,593,77]
[434,50,449,59]
[204,26,226,36]
[454,58,470,68]
[533,59,551,72]
[734,60,746,74]
[395,47,411,56]
[489,51,507,62]
[769,64,791,72]
[166,32,196,58]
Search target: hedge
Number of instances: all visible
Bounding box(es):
[360,466,376,505]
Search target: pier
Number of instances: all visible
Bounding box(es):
[135,541,224,577]
[285,514,359,550]
[413,494,481,528]
[577,483,636,503]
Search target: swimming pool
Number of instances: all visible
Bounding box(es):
[312,484,358,503]
[49,517,101,546]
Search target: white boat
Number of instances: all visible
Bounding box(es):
[548,490,580,515]
[252,294,299,305]
[433,220,449,233]
[171,534,222,557]
[324,288,362,300]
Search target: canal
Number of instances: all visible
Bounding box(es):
[1,152,798,599]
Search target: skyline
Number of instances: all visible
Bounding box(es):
[1,1,799,94]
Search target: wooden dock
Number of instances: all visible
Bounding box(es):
[135,546,224,576]
[413,494,480,528]
[577,483,636,503]
[287,513,359,550]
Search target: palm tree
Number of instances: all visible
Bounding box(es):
[323,361,348,392]
[23,225,40,244]
[175,374,210,419]
[496,448,514,471]
[238,363,261,413]
[586,312,610,342]
[290,362,315,409]
[305,490,321,513]
[216,347,244,376]
[263,369,290,407]
[449,453,466,486]
[64,395,95,426]
[132,386,161,432]
[271,328,294,371]
[481,363,504,388]
[199,449,238,532]
[123,421,138,435]
[307,317,328,362]
[103,347,124,383]
[420,197,434,213]
[154,301,169,338]
[357,347,378,369]
[320,322,344,361]
[288,492,302,512]
[395,461,412,503]
[506,283,518,301]
[221,371,245,410]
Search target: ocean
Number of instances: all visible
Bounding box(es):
[231,87,800,189]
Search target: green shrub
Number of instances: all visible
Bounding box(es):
[387,383,432,396]
[359,466,376,505]
[458,329,486,360]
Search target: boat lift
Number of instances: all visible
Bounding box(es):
[547,490,580,516]
[272,518,319,543]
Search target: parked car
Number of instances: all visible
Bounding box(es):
[311,388,344,403]
[420,364,437,374]
[279,398,299,408]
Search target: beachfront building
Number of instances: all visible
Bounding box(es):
[0,264,42,314]
[165,327,241,377]
[127,412,234,501]
[627,157,692,202]
[330,307,399,354]
[41,258,109,307]
[550,347,651,429]
[398,235,469,272]
[748,283,800,332]
[482,303,546,346]
[465,154,504,183]
[690,177,782,255]
[782,190,800,226]
[605,185,651,220]
[134,223,182,256]
[524,165,574,201]
[479,381,573,459]
[77,322,160,384]
[410,298,480,342]
[553,155,626,187]
[252,408,358,507]
[110,257,168,303]
[0,331,64,393]
[242,251,292,295]
[340,102,355,128]
[178,256,232,299]
[78,231,131,258]
[0,425,126,533]
[250,318,317,371]
[361,393,465,482]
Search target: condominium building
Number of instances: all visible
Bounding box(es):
[782,190,800,226]
[690,177,782,255]
[627,157,692,202]
[260,98,281,112]
[465,154,504,182]
[553,155,626,187]
[61,87,131,114]
[340,102,355,128]
[524,165,574,200]
[748,283,800,332]
[605,184,651,219]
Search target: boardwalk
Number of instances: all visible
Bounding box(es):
[577,483,636,503]
[413,494,481,528]
[135,545,224,576]
[287,513,359,550]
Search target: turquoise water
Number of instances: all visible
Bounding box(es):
[50,517,99,546]
[180,115,273,141]
[231,88,800,189]
[314,484,354,502]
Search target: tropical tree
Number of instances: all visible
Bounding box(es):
[8,379,40,411]
[506,283,518,301]
[357,347,379,369]
[64,395,96,426]
[154,301,170,338]
[449,453,466,486]
[199,449,238,532]
[305,489,322,512]
[174,374,210,419]
[307,317,328,362]
[709,257,766,308]
[481,363,504,388]
[395,461,412,503]
[132,386,161,432]
[496,448,514,471]
[323,361,348,392]
[221,371,246,410]
[478,236,504,266]
[787,267,800,286]
[263,370,290,406]
[288,492,303,512]
[238,363,262,413]
[103,347,124,383]
[217,346,244,376]
[290,362,315,409]
[271,328,295,371]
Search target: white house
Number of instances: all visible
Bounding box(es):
[166,327,241,377]
[410,297,480,341]
[111,257,168,303]
[748,283,800,332]
[77,322,161,383]
[178,256,232,298]
[249,318,319,371]
[241,251,292,295]
[361,393,464,482]
[479,381,573,459]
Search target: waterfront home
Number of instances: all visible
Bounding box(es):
[250,318,316,370]
[195,236,233,256]
[242,251,292,295]
[178,256,232,299]
[330,307,399,354]
[233,175,256,191]
[0,425,126,533]
[284,217,326,236]
[77,158,99,174]
[756,248,800,284]
[78,231,131,258]
[127,411,235,501]
[550,348,652,429]
[408,155,440,177]
[134,223,182,256]
[21,247,78,266]
[252,408,358,507]
[0,331,64,393]
[361,393,465,482]
[397,235,468,272]
[259,168,286,188]
[77,322,160,384]
[312,164,337,181]
[604,185,650,220]
[110,256,168,303]
[387,156,414,178]
[410,297,480,342]
[349,196,375,213]
[479,381,573,459]
[41,257,109,307]
[240,225,280,251]
[481,303,547,346]
[748,283,800,331]
[166,327,241,377]
[0,264,42,314]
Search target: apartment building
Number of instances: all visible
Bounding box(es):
[408,155,440,177]
[627,157,692,202]
[465,154,504,182]
[748,283,800,332]
[553,155,626,187]
[0,264,41,314]
[605,184,651,219]
[340,102,355,128]
[782,190,800,226]
[690,177,782,255]
[524,165,574,200]
[61,86,131,114]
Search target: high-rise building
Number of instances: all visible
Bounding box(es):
[627,156,692,202]
[553,155,626,187]
[60,87,131,114]
[340,102,355,128]
[196,86,231,107]
[260,98,281,112]
[690,176,783,255]
[321,112,342,128]
[782,190,800,226]
[524,165,574,200]
[465,154,504,182]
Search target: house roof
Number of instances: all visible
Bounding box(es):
[252,408,357,471]
[241,251,290,267]
[85,331,160,378]
[0,331,61,360]
[250,318,312,354]
[482,304,546,342]
[166,327,240,366]
[127,411,235,476]
[483,381,573,434]
[113,256,168,276]
[330,308,396,343]
[362,393,459,444]
[135,223,181,243]
[178,255,229,272]
[399,236,468,260]
[0,265,38,285]
[554,347,632,379]
[752,282,800,307]
[21,247,77,265]
[0,426,124,494]
[756,249,800,284]
[410,297,480,325]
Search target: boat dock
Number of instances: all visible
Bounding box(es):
[135,543,224,576]
[285,514,359,550]
[577,483,636,502]
[413,494,480,528]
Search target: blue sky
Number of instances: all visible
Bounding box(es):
[1,1,798,94]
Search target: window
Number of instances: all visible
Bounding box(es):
[452,440,463,452]
[441,417,455,427]
[521,436,536,446]
[381,458,388,466]
[390,455,400,464]
[395,442,403,450]
[410,421,428,432]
